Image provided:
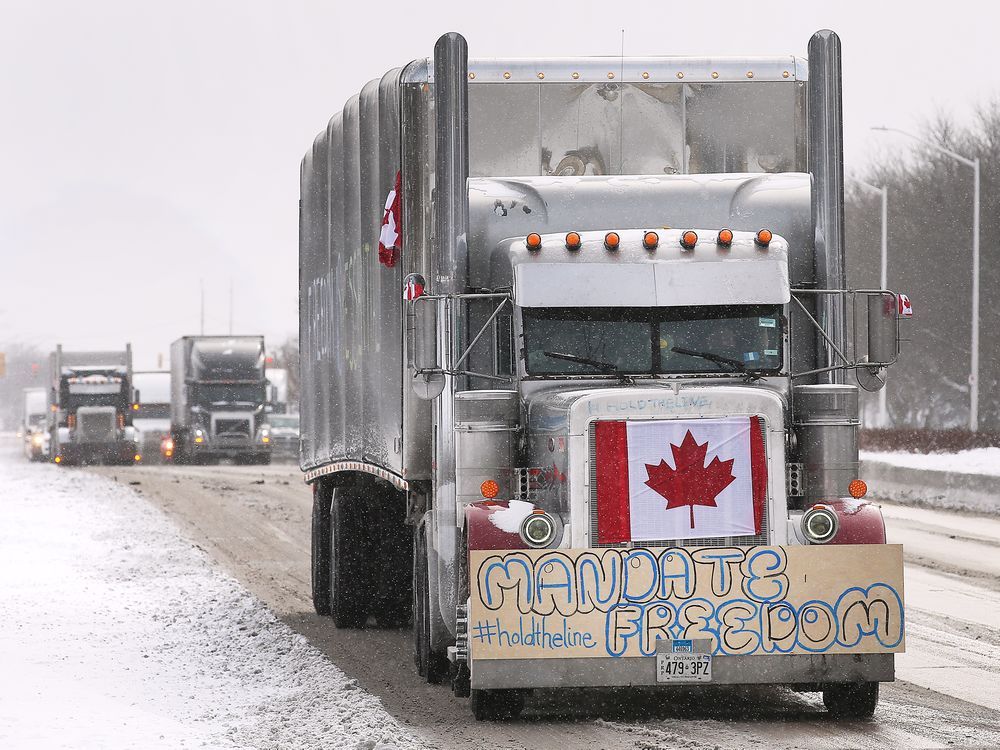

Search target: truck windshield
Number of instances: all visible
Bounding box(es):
[194,383,263,406]
[522,305,783,376]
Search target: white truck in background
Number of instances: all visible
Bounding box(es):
[21,387,49,461]
[132,370,172,464]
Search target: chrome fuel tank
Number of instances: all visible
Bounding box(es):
[792,384,859,504]
[455,390,519,508]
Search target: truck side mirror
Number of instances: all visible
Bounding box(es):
[404,274,445,400]
[858,293,898,392]
[867,293,898,366]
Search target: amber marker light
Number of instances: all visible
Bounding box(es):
[848,479,868,499]
[565,231,582,251]
[54,456,62,464]
[604,232,620,251]
[717,229,734,247]
[643,231,659,250]
[526,233,542,251]
[680,230,698,250]
[480,479,500,499]
[134,454,142,463]
[755,228,773,247]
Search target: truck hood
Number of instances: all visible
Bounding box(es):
[526,383,786,436]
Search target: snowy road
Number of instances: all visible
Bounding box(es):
[4,439,999,749]
[0,440,426,750]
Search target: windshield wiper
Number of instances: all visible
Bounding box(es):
[542,351,620,373]
[670,346,745,373]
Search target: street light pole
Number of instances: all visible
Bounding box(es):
[852,178,890,427]
[871,126,981,431]
[971,157,981,432]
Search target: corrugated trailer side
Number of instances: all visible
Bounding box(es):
[302,70,406,483]
[299,134,328,469]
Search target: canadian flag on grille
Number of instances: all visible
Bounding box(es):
[594,417,767,544]
[378,170,402,268]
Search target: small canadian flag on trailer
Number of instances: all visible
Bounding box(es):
[378,171,403,268]
[897,293,913,318]
[594,417,767,544]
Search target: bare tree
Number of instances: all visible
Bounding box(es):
[847,99,1000,429]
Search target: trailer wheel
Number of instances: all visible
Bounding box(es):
[372,487,412,628]
[823,681,879,719]
[310,483,333,616]
[329,487,371,628]
[414,526,450,683]
[470,689,524,721]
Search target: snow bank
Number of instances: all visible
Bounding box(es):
[861,447,1000,476]
[861,449,1000,514]
[0,455,427,750]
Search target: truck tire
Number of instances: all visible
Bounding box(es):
[329,487,372,628]
[372,488,413,628]
[311,483,333,616]
[823,681,879,719]
[414,527,450,683]
[470,689,524,721]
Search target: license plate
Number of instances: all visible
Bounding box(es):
[655,652,713,683]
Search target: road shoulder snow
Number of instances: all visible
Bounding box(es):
[861,450,1000,515]
[0,456,427,750]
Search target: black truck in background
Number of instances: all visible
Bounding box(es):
[169,336,272,465]
[48,344,139,466]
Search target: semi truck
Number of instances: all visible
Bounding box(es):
[132,370,172,464]
[299,31,908,720]
[48,345,139,466]
[265,366,288,413]
[21,387,49,461]
[170,336,272,465]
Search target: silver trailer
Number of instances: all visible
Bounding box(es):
[170,336,272,465]
[21,387,49,461]
[300,31,906,720]
[48,344,138,466]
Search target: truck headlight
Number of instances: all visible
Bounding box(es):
[801,504,839,544]
[32,434,44,446]
[520,511,557,548]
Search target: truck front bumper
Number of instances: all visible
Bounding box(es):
[60,441,139,465]
[191,439,270,460]
[472,653,893,690]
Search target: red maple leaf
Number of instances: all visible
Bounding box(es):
[644,430,736,529]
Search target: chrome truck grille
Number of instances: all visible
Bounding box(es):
[587,418,770,548]
[214,418,251,438]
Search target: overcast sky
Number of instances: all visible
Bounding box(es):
[1,0,995,368]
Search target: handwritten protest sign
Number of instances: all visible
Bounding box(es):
[469,545,904,659]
